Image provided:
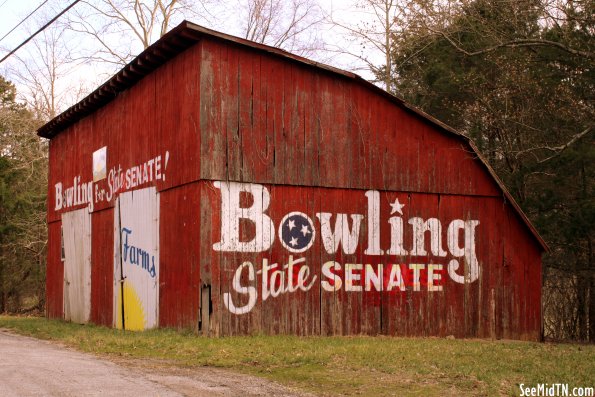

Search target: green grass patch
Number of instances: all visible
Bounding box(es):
[1,316,593,396]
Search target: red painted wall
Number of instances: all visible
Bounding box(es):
[90,208,114,326]
[45,36,542,339]
[197,39,499,197]
[45,45,202,325]
[45,221,63,319]
[199,181,541,339]
[159,183,201,329]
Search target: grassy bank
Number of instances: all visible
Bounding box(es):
[1,316,593,396]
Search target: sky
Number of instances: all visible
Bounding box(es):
[0,0,382,112]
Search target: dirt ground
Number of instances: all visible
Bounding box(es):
[0,330,314,397]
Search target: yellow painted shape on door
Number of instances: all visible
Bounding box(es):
[115,281,146,331]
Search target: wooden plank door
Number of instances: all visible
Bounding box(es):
[62,208,92,324]
[113,187,160,331]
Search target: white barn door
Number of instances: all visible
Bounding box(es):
[113,187,159,331]
[62,208,92,324]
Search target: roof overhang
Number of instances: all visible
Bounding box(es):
[37,21,356,139]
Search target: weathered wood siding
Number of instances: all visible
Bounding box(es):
[159,183,201,330]
[45,221,63,319]
[198,39,499,196]
[113,187,160,330]
[45,45,202,326]
[195,38,540,338]
[44,34,542,339]
[90,207,114,326]
[62,208,92,324]
[198,181,541,339]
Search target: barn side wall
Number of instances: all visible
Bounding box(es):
[196,37,541,339]
[45,221,63,319]
[45,44,203,327]
[45,36,541,339]
[197,38,500,197]
[159,183,201,330]
[198,180,541,339]
[90,207,114,326]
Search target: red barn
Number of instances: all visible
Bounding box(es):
[38,21,546,339]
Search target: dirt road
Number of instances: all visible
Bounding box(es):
[0,330,312,397]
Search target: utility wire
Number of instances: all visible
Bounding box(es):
[0,0,51,45]
[0,0,11,11]
[0,0,80,65]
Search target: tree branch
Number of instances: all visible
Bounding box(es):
[430,27,594,59]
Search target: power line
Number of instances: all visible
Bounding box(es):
[0,0,51,45]
[0,0,80,65]
[0,0,11,11]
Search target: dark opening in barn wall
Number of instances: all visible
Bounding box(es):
[199,284,212,334]
[39,21,545,340]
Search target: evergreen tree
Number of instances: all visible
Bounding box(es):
[386,0,594,341]
[0,75,47,313]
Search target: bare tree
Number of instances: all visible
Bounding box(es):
[3,15,89,120]
[327,0,414,94]
[240,0,325,56]
[66,0,216,68]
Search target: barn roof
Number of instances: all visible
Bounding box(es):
[37,21,548,252]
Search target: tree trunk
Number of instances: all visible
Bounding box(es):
[577,274,588,341]
[589,273,595,343]
[0,266,4,313]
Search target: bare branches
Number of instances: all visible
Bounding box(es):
[432,28,595,59]
[239,0,324,57]
[535,126,592,163]
[405,0,594,62]
[3,18,86,121]
[66,0,210,68]
[326,0,415,94]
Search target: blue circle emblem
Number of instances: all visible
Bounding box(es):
[278,212,315,253]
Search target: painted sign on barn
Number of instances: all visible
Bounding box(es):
[113,187,160,331]
[210,181,481,316]
[52,150,170,214]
